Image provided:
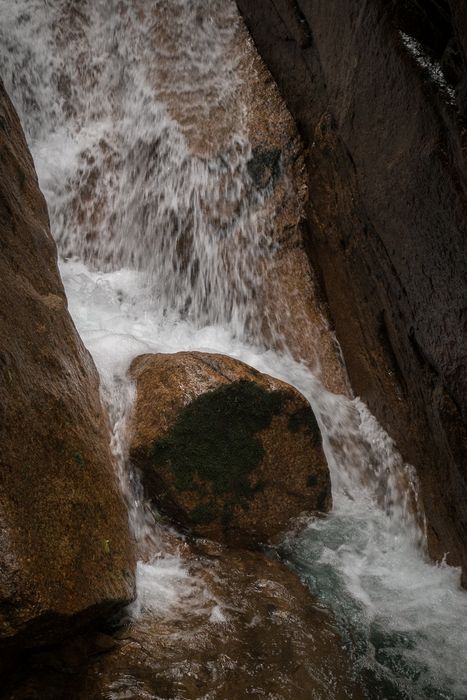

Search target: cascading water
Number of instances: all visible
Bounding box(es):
[1,1,465,698]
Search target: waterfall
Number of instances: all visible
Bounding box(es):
[1,0,272,338]
[1,1,465,698]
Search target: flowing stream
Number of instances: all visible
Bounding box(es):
[1,1,465,698]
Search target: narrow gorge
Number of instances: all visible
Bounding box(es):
[0,1,465,699]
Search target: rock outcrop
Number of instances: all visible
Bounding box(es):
[236,0,467,582]
[128,352,330,546]
[236,29,351,395]
[2,542,365,700]
[0,80,134,650]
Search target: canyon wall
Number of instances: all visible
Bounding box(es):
[236,0,467,579]
[0,80,134,650]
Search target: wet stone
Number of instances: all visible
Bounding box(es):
[128,351,331,547]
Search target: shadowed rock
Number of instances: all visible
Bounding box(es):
[0,80,134,652]
[236,0,467,585]
[128,351,330,546]
[0,542,365,700]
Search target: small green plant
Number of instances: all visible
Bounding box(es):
[72,451,85,467]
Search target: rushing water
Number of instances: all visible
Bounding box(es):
[1,1,465,698]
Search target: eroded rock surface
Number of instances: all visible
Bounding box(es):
[236,0,467,582]
[0,80,134,650]
[128,352,330,546]
[1,542,365,700]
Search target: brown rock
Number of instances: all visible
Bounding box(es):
[2,543,365,699]
[0,80,134,649]
[236,0,467,583]
[238,33,351,395]
[128,352,330,546]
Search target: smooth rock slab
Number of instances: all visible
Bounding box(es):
[128,351,331,546]
[2,541,365,700]
[0,80,134,650]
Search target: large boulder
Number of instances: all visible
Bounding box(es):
[0,81,134,650]
[128,352,330,546]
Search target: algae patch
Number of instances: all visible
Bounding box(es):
[247,147,281,189]
[150,380,284,511]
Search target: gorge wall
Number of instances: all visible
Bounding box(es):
[0,80,134,651]
[236,0,467,579]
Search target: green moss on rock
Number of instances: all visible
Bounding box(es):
[72,451,85,467]
[306,474,318,488]
[150,380,284,506]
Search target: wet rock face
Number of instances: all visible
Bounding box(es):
[128,352,330,546]
[2,544,365,699]
[0,81,134,649]
[236,0,467,580]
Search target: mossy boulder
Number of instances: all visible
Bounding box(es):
[128,352,331,546]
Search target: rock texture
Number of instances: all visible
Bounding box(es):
[1,542,365,700]
[128,352,330,546]
[0,80,134,649]
[236,28,351,394]
[236,0,467,581]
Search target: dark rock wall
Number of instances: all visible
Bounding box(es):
[236,0,467,578]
